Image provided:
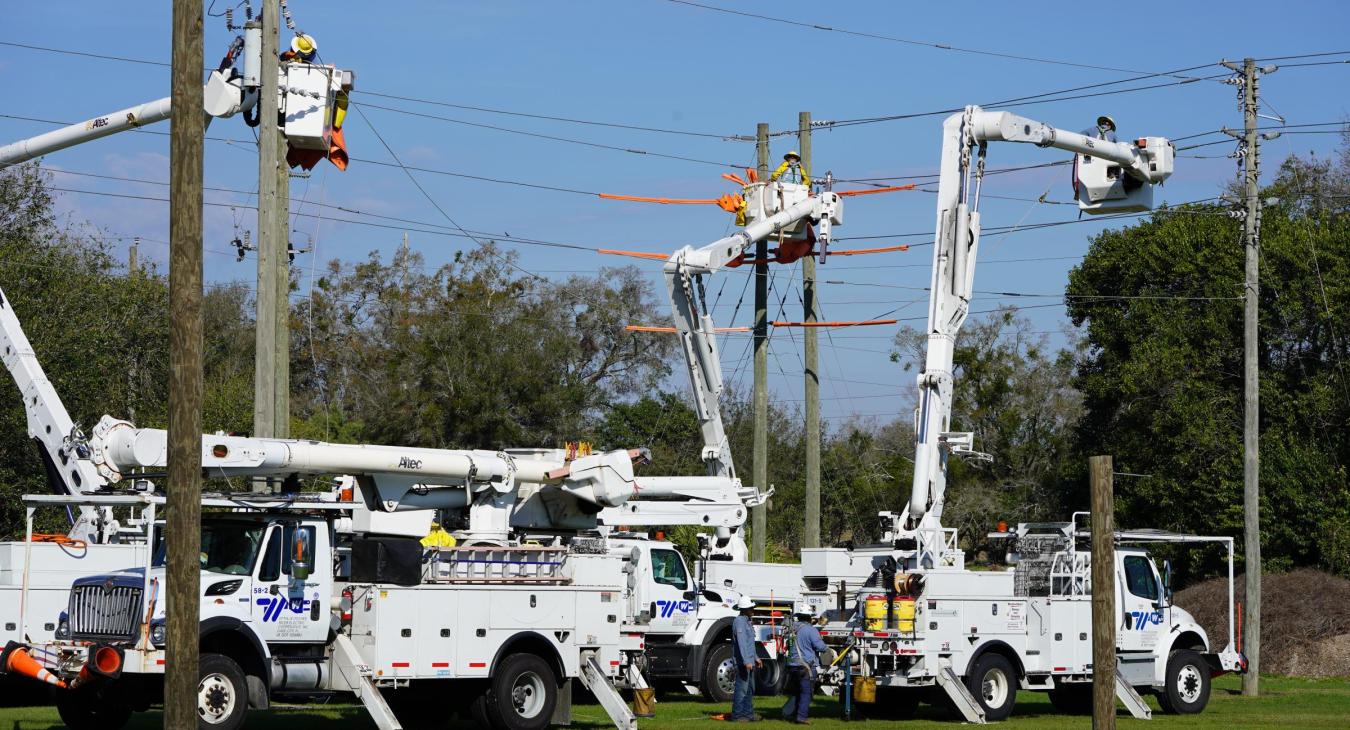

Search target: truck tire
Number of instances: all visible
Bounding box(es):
[482,653,557,730]
[197,652,249,730]
[1157,649,1210,715]
[965,653,1017,722]
[754,655,786,696]
[55,682,132,730]
[700,642,735,703]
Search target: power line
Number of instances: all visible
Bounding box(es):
[658,0,1206,76]
[354,101,741,168]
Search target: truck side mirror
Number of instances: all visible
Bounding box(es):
[1162,560,1173,601]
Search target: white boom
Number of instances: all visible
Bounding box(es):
[614,183,841,558]
[899,106,1174,555]
[0,284,641,544]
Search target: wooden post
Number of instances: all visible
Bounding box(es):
[253,0,280,460]
[800,111,820,550]
[166,0,204,725]
[1090,455,1116,730]
[751,122,769,563]
[274,135,290,440]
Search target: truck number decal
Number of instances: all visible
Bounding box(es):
[655,600,692,618]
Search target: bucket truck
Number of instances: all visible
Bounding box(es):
[0,282,655,730]
[787,107,1242,723]
[570,181,844,702]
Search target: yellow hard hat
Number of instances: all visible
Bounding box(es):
[1097,115,1116,131]
[291,34,318,56]
[784,150,801,161]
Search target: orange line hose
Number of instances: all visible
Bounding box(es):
[835,184,917,197]
[772,319,898,328]
[598,193,720,205]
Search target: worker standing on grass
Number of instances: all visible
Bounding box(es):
[771,151,811,187]
[780,606,828,725]
[731,596,762,722]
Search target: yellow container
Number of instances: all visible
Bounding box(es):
[852,676,877,704]
[893,597,917,633]
[863,595,888,631]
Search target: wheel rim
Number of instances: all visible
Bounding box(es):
[511,669,547,719]
[981,667,1009,708]
[715,656,737,696]
[1176,663,1202,704]
[198,672,236,725]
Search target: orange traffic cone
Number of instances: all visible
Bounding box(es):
[1,641,66,688]
[69,644,123,689]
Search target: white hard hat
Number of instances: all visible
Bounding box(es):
[795,604,816,617]
[736,596,755,610]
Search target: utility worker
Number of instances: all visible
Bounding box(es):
[779,606,828,725]
[1082,115,1118,143]
[282,33,318,63]
[771,151,811,187]
[730,595,762,722]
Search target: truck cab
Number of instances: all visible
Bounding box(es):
[51,510,335,729]
[608,534,778,702]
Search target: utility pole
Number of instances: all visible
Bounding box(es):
[1223,56,1271,697]
[1089,455,1115,730]
[752,122,769,563]
[274,132,290,440]
[800,111,821,550]
[128,238,139,276]
[253,0,281,467]
[166,0,204,724]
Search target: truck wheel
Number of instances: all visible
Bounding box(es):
[965,653,1017,722]
[700,643,735,703]
[55,682,132,730]
[483,653,557,730]
[197,653,249,730]
[754,656,786,696]
[1157,649,1210,714]
[1047,684,1093,714]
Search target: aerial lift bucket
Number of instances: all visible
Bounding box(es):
[0,641,66,688]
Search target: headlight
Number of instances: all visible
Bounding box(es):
[55,619,70,640]
[150,622,167,648]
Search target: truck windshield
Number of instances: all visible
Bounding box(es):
[152,521,267,576]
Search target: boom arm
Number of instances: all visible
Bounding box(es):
[663,187,842,478]
[903,106,1173,541]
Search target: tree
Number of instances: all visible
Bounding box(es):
[893,308,1083,558]
[1067,148,1350,576]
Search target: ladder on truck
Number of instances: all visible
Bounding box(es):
[424,545,571,584]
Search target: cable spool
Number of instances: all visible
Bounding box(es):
[893,572,925,597]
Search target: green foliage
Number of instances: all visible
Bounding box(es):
[1067,150,1350,577]
[894,308,1083,558]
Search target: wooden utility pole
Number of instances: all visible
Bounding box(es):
[1229,56,1267,696]
[253,0,281,466]
[751,122,769,563]
[128,238,139,276]
[274,130,290,439]
[166,0,204,724]
[800,111,821,550]
[1090,455,1116,730]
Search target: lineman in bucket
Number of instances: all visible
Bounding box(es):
[780,605,828,724]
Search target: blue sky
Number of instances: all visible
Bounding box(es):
[2,1,1347,425]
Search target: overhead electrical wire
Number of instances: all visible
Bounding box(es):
[657,0,1212,76]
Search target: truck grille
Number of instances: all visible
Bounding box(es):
[69,584,142,641]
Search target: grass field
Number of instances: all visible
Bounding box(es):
[0,675,1344,729]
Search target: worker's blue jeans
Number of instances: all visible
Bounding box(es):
[780,666,814,722]
[731,664,757,719]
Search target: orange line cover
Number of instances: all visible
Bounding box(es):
[625,325,752,333]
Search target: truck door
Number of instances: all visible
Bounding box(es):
[1117,553,1164,652]
[646,547,695,634]
[253,521,329,644]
